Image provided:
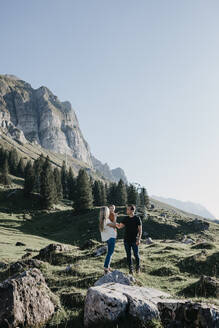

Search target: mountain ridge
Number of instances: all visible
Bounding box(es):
[0,74,127,183]
[152,195,216,220]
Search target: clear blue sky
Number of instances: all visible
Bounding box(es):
[1,1,219,217]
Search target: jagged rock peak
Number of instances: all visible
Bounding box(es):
[91,155,128,183]
[3,74,21,80]
[0,75,92,166]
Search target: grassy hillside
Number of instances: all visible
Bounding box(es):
[0,130,105,181]
[0,182,219,327]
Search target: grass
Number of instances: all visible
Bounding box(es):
[0,183,219,327]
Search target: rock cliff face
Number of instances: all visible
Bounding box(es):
[0,74,128,182]
[91,155,128,183]
[0,75,92,166]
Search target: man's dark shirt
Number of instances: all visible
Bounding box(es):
[121,215,142,243]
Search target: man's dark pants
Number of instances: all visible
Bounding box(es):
[124,241,140,270]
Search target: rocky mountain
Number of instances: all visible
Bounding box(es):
[152,195,216,220]
[91,155,128,183]
[0,74,127,182]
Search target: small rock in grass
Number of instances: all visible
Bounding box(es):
[93,246,107,257]
[16,242,26,246]
[94,270,135,286]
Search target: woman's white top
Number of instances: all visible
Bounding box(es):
[100,218,117,242]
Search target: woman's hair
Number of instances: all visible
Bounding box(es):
[99,206,110,232]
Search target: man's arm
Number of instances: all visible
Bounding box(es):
[116,223,125,229]
[136,225,142,245]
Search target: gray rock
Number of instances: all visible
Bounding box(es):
[127,293,159,323]
[158,300,219,328]
[15,241,26,246]
[94,270,135,286]
[181,235,195,244]
[65,264,72,272]
[84,281,170,327]
[0,75,92,166]
[91,155,128,183]
[9,259,43,276]
[84,283,128,327]
[145,237,153,245]
[0,268,56,327]
[84,279,219,327]
[37,243,69,261]
[0,75,128,183]
[93,246,107,257]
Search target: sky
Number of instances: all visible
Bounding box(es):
[1,1,219,217]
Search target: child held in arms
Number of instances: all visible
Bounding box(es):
[109,205,117,231]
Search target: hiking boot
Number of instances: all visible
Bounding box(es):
[129,267,134,275]
[136,267,141,274]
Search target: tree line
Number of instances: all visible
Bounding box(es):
[0,147,150,211]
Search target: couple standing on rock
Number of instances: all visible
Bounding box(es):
[99,204,142,275]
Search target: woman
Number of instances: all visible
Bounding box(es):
[99,206,117,274]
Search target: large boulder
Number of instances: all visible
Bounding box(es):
[37,243,69,258]
[84,281,170,327]
[0,268,57,328]
[84,271,219,327]
[84,284,128,327]
[36,243,70,264]
[94,270,135,286]
[9,259,43,276]
[158,300,219,328]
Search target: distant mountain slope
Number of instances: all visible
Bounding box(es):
[91,155,128,183]
[152,195,216,220]
[0,74,128,183]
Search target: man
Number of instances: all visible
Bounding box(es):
[116,205,142,274]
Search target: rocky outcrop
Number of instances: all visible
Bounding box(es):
[158,300,219,328]
[36,243,70,263]
[8,258,43,276]
[84,271,219,327]
[0,268,57,328]
[94,270,135,286]
[111,167,128,183]
[91,155,128,183]
[0,74,129,182]
[0,75,92,166]
[84,283,131,326]
[84,282,169,327]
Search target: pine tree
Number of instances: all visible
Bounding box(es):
[23,161,35,196]
[61,161,68,199]
[127,184,138,204]
[0,148,6,169]
[33,154,45,193]
[68,167,75,201]
[53,168,63,202]
[92,180,102,206]
[74,169,93,212]
[8,149,19,175]
[0,157,11,185]
[116,179,127,206]
[17,158,25,178]
[107,183,117,204]
[100,182,107,205]
[40,156,56,209]
[140,187,150,208]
